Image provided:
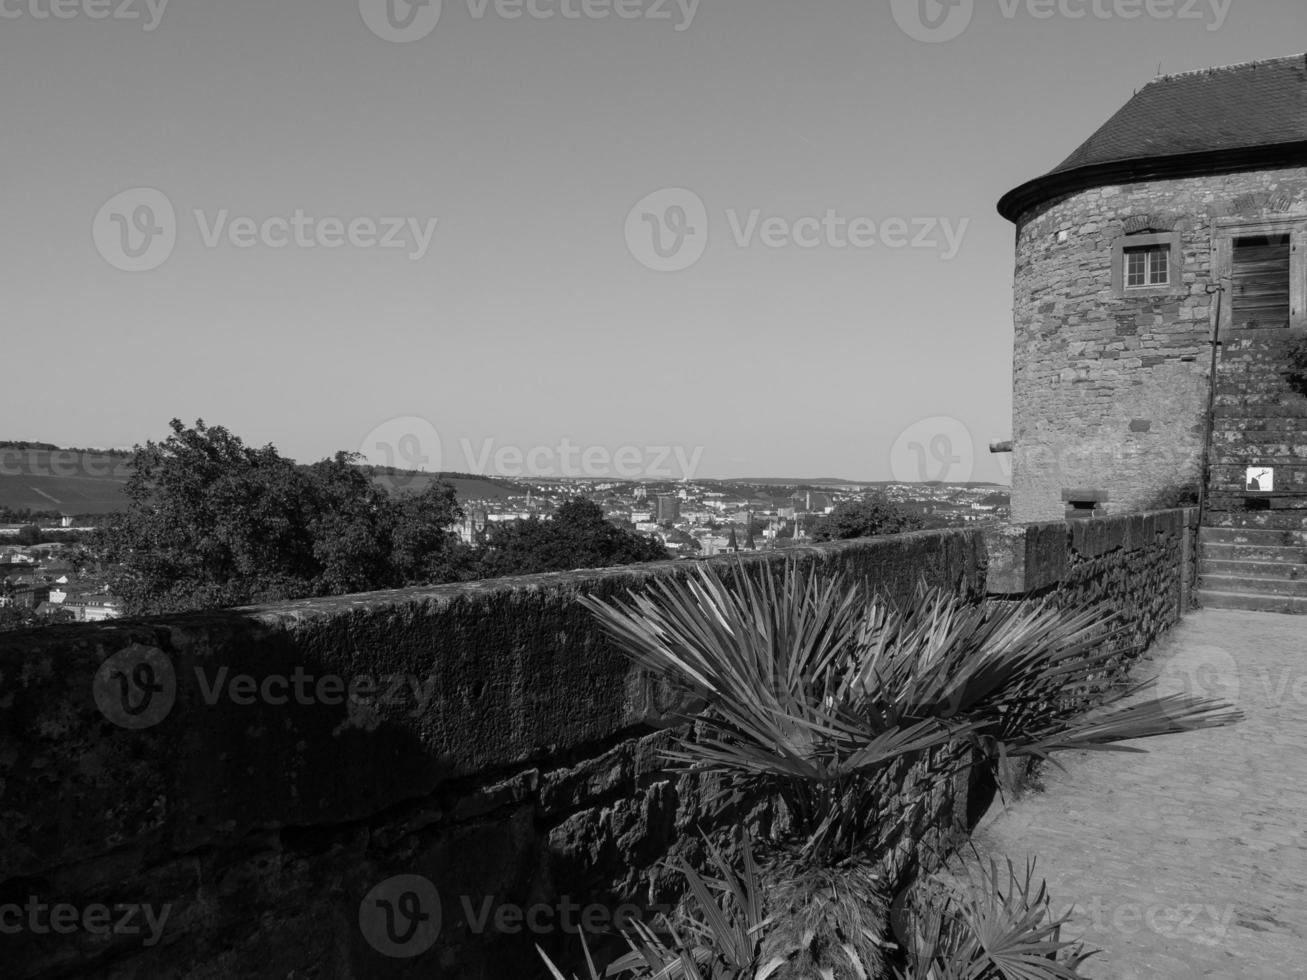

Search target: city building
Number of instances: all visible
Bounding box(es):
[655,495,681,524]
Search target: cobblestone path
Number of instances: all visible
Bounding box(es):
[968,608,1307,979]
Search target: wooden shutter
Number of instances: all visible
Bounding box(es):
[1232,234,1291,328]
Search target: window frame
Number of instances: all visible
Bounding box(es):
[1124,243,1171,288]
[1111,230,1184,298]
[1212,216,1307,333]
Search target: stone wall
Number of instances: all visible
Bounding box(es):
[0,512,1194,979]
[1008,165,1307,522]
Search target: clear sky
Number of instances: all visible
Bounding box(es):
[2,0,1301,483]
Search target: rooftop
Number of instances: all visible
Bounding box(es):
[999,53,1307,222]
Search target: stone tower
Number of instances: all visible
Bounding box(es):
[999,54,1307,528]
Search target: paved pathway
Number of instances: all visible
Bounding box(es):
[967,608,1307,979]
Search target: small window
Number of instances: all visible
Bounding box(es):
[1111,230,1181,297]
[1231,234,1291,329]
[1124,244,1169,288]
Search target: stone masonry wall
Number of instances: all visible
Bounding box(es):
[1208,327,1307,529]
[0,513,1194,980]
[1009,166,1307,522]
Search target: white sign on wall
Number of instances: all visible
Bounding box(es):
[1246,466,1275,492]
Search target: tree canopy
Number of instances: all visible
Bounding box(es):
[95,419,467,615]
[810,496,925,542]
[471,498,669,578]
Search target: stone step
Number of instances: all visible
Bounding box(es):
[1202,465,1307,480]
[1199,558,1307,580]
[1207,496,1307,513]
[1197,574,1307,597]
[1200,527,1307,545]
[1211,418,1307,432]
[1200,542,1307,563]
[1203,511,1307,531]
[1195,590,1307,614]
[1213,385,1304,399]
[1213,426,1307,440]
[1213,404,1307,418]
[1209,444,1307,459]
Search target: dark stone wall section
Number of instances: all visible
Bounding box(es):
[0,513,1193,979]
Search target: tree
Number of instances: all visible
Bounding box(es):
[810,496,925,542]
[16,525,43,547]
[471,499,669,579]
[94,419,467,615]
[0,606,40,633]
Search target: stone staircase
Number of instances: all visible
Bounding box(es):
[1197,526,1307,613]
[1196,329,1307,611]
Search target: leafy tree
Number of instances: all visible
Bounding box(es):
[94,419,467,615]
[16,525,43,547]
[471,499,669,579]
[0,606,40,633]
[809,496,925,542]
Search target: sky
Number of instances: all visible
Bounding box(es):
[2,0,1302,484]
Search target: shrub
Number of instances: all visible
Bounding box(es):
[1286,335,1307,398]
[549,560,1242,979]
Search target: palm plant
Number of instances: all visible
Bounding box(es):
[581,561,1238,860]
[537,832,780,980]
[893,854,1095,980]
[572,560,1240,977]
[538,830,886,980]
[579,561,971,868]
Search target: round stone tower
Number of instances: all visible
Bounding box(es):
[999,54,1307,525]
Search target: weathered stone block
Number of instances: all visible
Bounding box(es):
[983,522,1068,594]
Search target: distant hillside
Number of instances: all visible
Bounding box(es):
[365,470,531,501]
[722,478,1008,489]
[725,478,874,486]
[0,450,133,515]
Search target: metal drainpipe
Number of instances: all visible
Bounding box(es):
[1196,281,1227,532]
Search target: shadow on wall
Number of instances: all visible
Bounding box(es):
[0,513,1194,979]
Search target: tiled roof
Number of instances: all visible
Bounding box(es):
[999,54,1307,221]
[1057,55,1307,170]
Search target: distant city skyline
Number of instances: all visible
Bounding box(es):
[3,0,1301,482]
